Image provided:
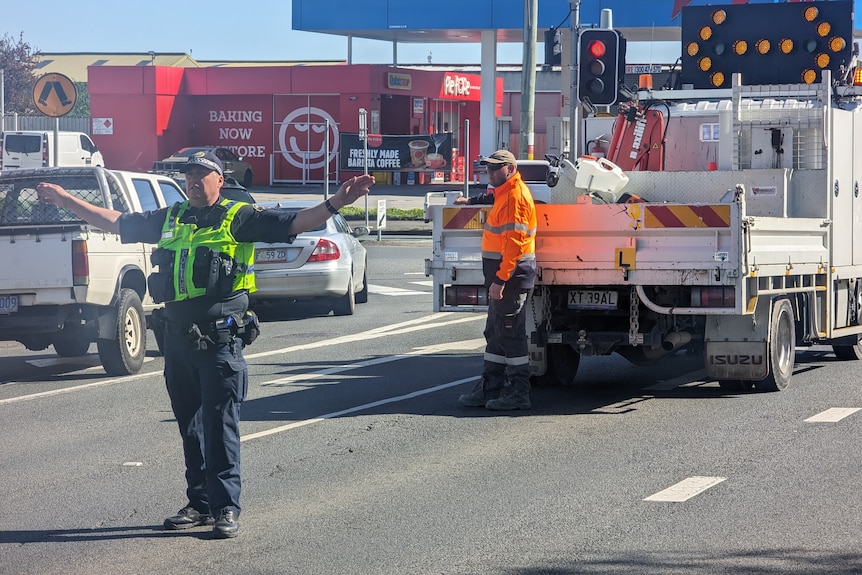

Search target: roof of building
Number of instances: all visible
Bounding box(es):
[35,52,346,83]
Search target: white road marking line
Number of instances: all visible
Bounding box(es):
[644,476,727,502]
[411,280,433,287]
[243,375,480,442]
[367,284,427,296]
[804,407,861,423]
[0,371,154,405]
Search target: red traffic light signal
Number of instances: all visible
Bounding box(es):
[578,29,625,106]
[587,40,606,59]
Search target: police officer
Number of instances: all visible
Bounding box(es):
[36,152,374,539]
[454,149,537,410]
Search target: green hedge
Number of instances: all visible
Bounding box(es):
[340,206,424,221]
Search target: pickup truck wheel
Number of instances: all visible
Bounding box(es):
[332,276,356,316]
[832,336,862,360]
[242,170,253,187]
[755,298,795,392]
[53,324,92,357]
[97,288,146,375]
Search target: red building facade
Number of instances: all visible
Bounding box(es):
[87,64,503,185]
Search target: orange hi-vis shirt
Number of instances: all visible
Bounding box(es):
[481,171,537,287]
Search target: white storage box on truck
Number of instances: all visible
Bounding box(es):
[0,131,104,171]
[0,166,186,375]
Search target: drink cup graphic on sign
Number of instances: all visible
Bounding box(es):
[409,140,429,167]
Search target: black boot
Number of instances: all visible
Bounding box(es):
[485,380,531,411]
[458,376,503,407]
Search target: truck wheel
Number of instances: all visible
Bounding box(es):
[53,324,92,357]
[97,288,146,375]
[332,277,356,316]
[755,298,795,392]
[243,170,253,187]
[551,343,581,386]
[832,336,862,360]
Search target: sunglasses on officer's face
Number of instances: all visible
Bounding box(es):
[487,163,510,172]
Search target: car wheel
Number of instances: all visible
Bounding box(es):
[356,262,368,304]
[333,277,356,316]
[243,169,253,187]
[97,288,146,375]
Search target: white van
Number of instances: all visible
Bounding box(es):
[0,131,104,170]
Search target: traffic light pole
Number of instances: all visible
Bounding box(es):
[568,0,581,159]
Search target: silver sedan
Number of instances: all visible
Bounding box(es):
[250,200,369,315]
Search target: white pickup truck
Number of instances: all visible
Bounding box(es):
[0,167,186,375]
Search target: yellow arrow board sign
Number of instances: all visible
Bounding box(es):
[33,73,77,117]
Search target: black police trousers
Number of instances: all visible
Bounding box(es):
[163,329,248,517]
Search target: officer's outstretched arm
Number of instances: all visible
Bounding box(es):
[289,174,375,235]
[36,182,123,234]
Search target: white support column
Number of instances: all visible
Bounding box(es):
[480,30,497,159]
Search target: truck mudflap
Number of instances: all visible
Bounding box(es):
[705,341,769,380]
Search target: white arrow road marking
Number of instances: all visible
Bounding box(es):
[644,476,727,502]
[260,338,486,386]
[804,407,861,423]
[2,313,484,404]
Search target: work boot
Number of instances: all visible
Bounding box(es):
[485,382,531,411]
[164,505,214,530]
[458,377,502,407]
[213,509,240,539]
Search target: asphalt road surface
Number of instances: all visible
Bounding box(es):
[2,242,862,574]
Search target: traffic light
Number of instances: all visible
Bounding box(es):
[578,29,625,106]
[544,27,562,67]
[680,1,853,89]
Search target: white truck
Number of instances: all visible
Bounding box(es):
[0,166,186,375]
[425,64,862,391]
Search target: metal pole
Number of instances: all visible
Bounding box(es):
[1,69,5,133]
[569,0,581,158]
[54,118,59,166]
[359,108,369,228]
[520,0,538,160]
[324,119,330,200]
[463,119,470,199]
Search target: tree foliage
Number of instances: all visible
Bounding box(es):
[0,32,40,115]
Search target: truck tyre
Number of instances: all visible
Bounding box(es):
[333,276,356,316]
[832,336,862,360]
[551,343,581,386]
[755,298,795,392]
[97,288,146,375]
[53,323,92,357]
[243,169,253,187]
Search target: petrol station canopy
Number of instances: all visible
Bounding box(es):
[292,0,862,45]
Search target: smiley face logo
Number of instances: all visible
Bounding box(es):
[278,106,340,170]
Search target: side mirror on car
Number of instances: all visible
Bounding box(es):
[352,226,370,238]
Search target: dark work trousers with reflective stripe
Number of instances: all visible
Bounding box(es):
[163,330,248,517]
[482,288,531,389]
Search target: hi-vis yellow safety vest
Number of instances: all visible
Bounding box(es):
[157,199,256,302]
